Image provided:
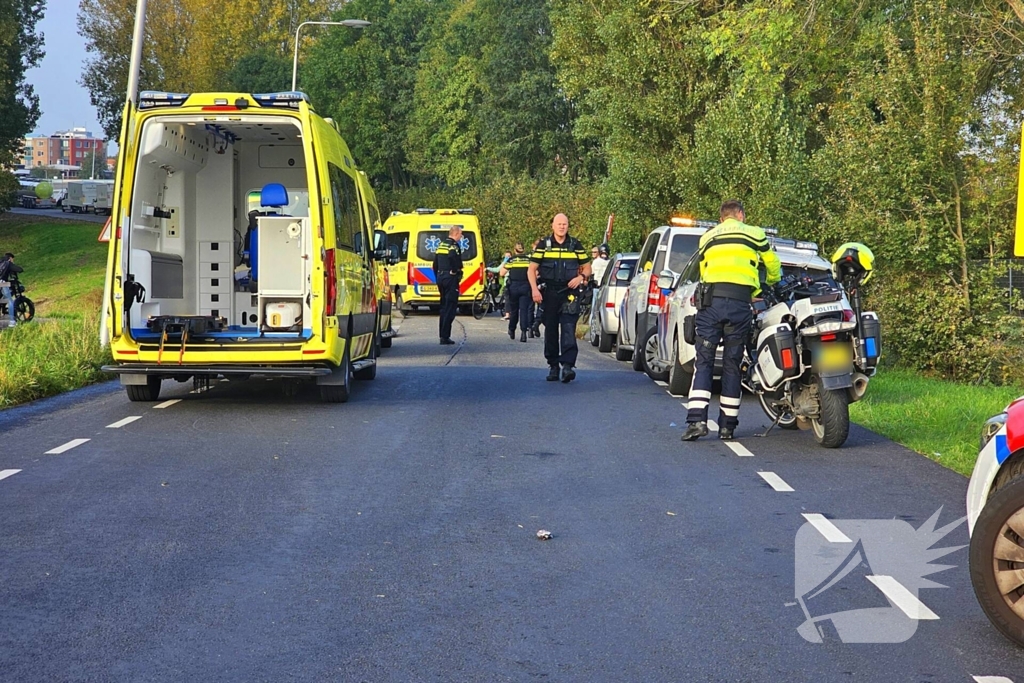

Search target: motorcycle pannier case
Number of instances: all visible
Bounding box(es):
[859,312,881,368]
[755,324,800,390]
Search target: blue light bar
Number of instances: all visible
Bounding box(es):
[139,91,190,109]
[252,91,311,109]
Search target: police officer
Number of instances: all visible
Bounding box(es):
[681,200,781,441]
[528,214,592,382]
[432,226,463,345]
[500,242,533,342]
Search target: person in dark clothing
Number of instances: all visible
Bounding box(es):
[528,214,592,383]
[500,242,533,342]
[432,226,464,345]
[0,253,24,326]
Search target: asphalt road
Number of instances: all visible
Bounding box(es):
[1,312,1022,681]
[6,206,109,224]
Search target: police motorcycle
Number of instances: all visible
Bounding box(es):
[0,273,35,323]
[742,243,880,448]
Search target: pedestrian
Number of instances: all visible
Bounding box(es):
[500,242,533,342]
[0,253,23,327]
[680,200,781,441]
[432,226,463,345]
[591,244,611,285]
[487,251,513,319]
[528,214,592,382]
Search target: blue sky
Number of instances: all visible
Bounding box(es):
[27,0,108,149]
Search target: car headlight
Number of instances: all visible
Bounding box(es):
[981,413,1007,450]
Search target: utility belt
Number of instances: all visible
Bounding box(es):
[438,270,463,278]
[695,282,753,309]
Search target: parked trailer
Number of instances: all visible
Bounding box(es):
[64,180,112,214]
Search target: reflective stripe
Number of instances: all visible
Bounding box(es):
[690,389,712,400]
[721,407,740,417]
[688,399,710,410]
[720,396,742,407]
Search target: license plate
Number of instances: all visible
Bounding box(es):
[817,343,852,371]
[417,285,438,294]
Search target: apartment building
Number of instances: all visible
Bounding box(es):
[22,128,106,172]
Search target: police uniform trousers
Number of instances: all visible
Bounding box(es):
[506,280,533,335]
[687,296,752,430]
[541,285,579,368]
[437,273,460,340]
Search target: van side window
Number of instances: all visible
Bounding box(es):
[328,162,362,252]
[637,232,660,272]
[387,232,410,260]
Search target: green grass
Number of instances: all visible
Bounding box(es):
[0,213,108,317]
[0,214,112,407]
[850,369,1023,476]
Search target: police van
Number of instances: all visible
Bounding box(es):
[101,90,395,403]
[382,209,485,311]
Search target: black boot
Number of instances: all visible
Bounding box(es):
[718,427,735,440]
[546,366,560,381]
[680,422,709,442]
[509,330,516,340]
[520,331,527,342]
[560,365,576,383]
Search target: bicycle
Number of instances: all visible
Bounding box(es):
[0,274,35,324]
[472,272,505,319]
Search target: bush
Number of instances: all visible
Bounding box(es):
[0,316,112,408]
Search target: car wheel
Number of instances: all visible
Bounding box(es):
[598,324,614,353]
[615,331,632,361]
[667,350,693,396]
[970,473,1024,646]
[640,327,670,382]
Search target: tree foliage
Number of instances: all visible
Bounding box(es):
[0,0,45,212]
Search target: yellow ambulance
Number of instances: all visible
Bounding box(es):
[101,90,396,403]
[382,209,485,311]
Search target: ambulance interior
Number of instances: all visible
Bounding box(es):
[124,115,313,341]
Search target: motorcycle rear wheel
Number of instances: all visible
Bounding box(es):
[811,377,850,448]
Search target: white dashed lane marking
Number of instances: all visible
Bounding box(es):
[654,380,668,387]
[757,471,794,492]
[866,575,939,620]
[725,441,754,457]
[973,676,1015,682]
[106,416,143,429]
[802,513,852,543]
[0,469,21,482]
[45,439,90,455]
[153,399,181,409]
[708,419,719,431]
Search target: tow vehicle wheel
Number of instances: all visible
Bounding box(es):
[126,376,161,402]
[614,332,632,362]
[667,351,693,396]
[970,473,1024,646]
[640,327,669,382]
[811,376,849,448]
[320,349,352,403]
[598,324,614,353]
[756,393,799,430]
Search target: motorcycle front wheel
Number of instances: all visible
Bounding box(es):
[756,392,799,430]
[14,297,34,323]
[811,376,850,448]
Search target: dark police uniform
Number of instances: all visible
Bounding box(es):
[504,254,533,339]
[432,235,463,343]
[531,234,590,369]
[685,218,781,435]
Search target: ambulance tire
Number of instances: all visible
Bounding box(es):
[354,338,377,381]
[126,375,161,402]
[320,350,352,403]
[969,472,1024,647]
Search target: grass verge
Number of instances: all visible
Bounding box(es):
[0,213,108,318]
[849,369,1022,476]
[0,315,112,408]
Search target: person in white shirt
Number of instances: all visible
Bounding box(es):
[590,244,611,285]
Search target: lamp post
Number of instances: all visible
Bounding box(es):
[291,20,371,92]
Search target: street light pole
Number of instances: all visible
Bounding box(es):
[291,19,371,92]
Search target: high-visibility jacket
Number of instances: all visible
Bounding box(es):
[530,234,590,284]
[698,218,781,294]
[502,254,532,282]
[432,236,463,275]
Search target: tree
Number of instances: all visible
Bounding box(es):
[78,149,106,179]
[0,0,45,211]
[225,51,292,94]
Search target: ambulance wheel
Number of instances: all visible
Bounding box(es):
[756,393,798,430]
[320,352,351,403]
[354,340,377,381]
[125,376,161,402]
[970,473,1024,647]
[811,377,849,448]
[615,332,632,362]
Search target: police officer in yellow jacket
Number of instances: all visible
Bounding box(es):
[500,242,533,342]
[681,200,782,441]
[432,225,463,345]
